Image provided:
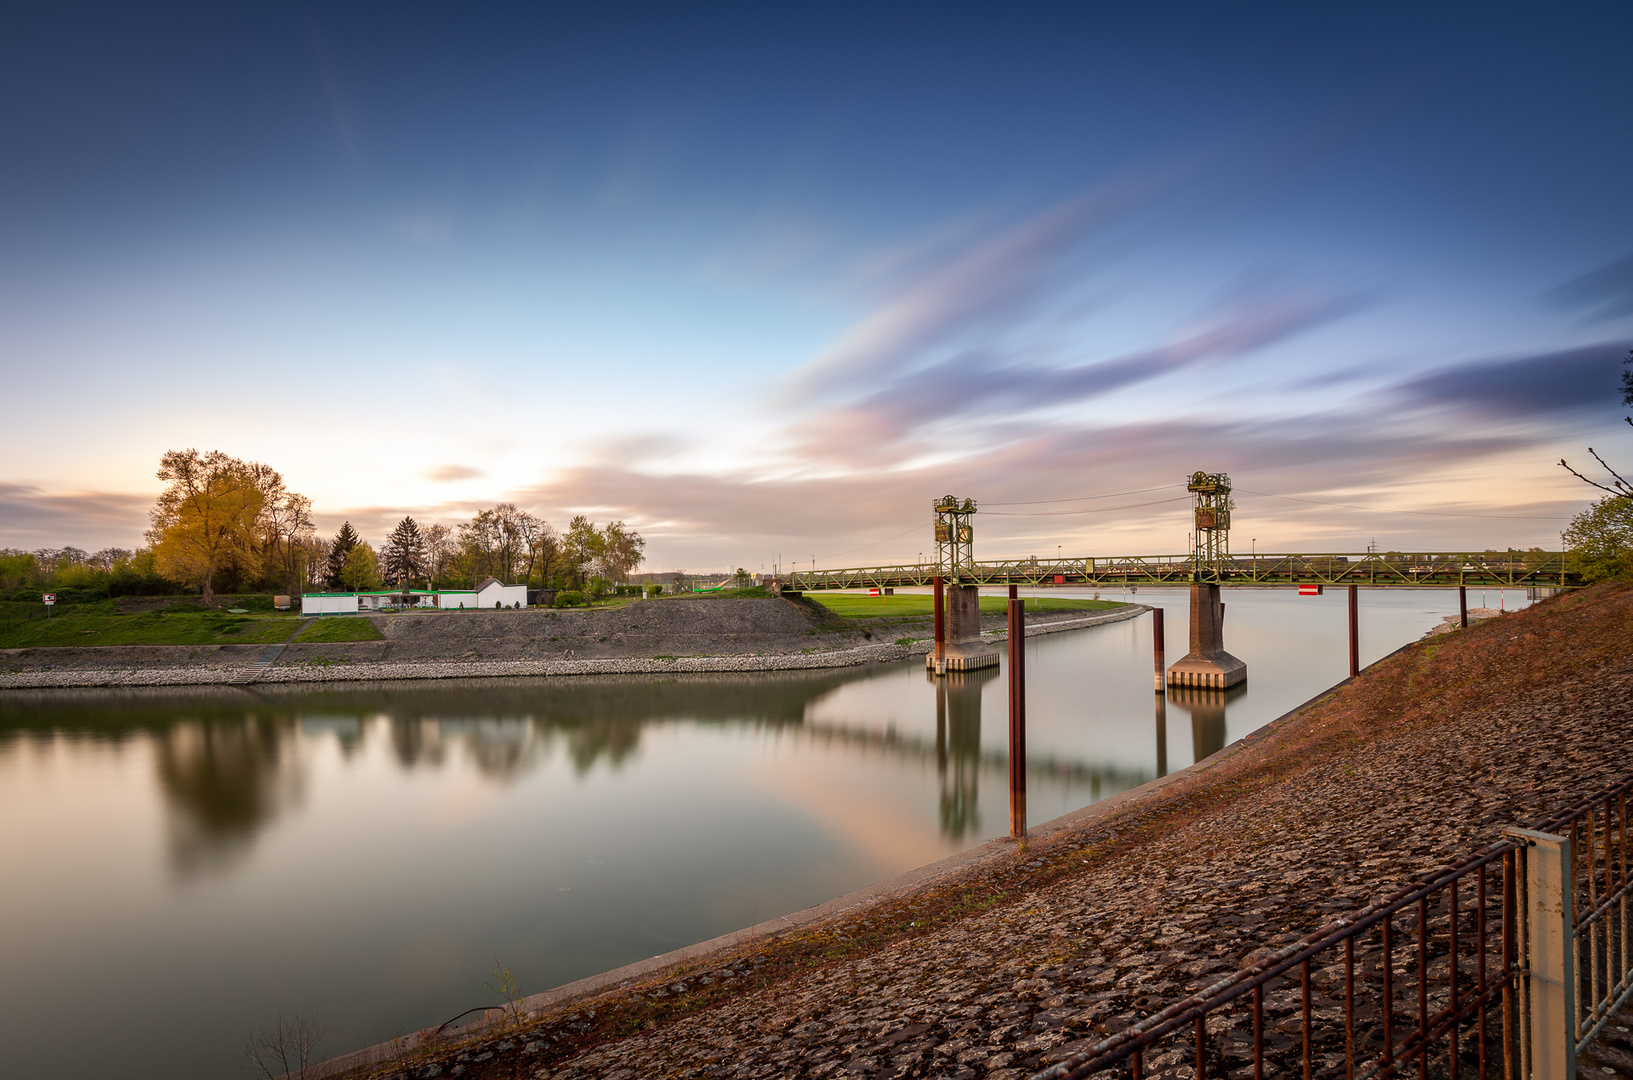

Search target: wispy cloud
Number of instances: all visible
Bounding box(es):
[424,464,483,482]
[779,172,1182,404]
[1545,254,1633,325]
[802,289,1373,453]
[0,484,152,549]
[1387,342,1630,419]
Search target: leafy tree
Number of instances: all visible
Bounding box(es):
[380,516,427,586]
[564,516,603,588]
[598,521,646,583]
[146,449,268,602]
[1562,496,1633,582]
[325,522,359,589]
[339,542,382,591]
[530,526,563,588]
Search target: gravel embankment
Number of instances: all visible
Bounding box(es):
[0,601,1145,689]
[330,581,1633,1080]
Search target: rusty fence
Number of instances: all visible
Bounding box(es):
[1031,775,1632,1080]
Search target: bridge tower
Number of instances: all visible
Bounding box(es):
[929,496,998,674]
[933,495,977,580]
[1167,471,1248,689]
[1187,471,1232,575]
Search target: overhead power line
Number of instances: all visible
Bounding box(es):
[983,495,1194,517]
[983,484,1184,506]
[1237,489,1571,521]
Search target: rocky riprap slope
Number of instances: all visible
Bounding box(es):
[0,599,1141,688]
[341,582,1633,1080]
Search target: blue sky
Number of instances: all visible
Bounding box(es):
[3,2,1631,570]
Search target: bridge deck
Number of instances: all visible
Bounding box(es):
[785,552,1577,591]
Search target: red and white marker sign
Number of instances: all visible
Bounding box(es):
[1298,584,1322,596]
[42,594,56,605]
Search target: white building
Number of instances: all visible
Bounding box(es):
[300,593,360,615]
[301,579,527,615]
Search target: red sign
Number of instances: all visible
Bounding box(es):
[868,588,880,596]
[42,593,56,604]
[1054,574,1065,584]
[1299,584,1322,596]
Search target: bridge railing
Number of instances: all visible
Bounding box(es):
[783,552,1577,591]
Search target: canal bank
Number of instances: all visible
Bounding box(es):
[318,580,1633,1080]
[0,598,1144,690]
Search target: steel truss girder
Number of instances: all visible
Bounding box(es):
[785,552,1579,591]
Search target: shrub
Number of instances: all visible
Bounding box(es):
[554,591,584,608]
[646,584,664,597]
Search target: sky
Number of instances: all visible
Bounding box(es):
[3,2,1631,572]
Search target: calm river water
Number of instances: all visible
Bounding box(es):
[0,587,1527,1079]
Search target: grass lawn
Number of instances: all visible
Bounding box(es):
[293,617,386,643]
[808,594,1129,619]
[0,602,297,648]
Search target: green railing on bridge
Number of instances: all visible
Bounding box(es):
[784,551,1579,591]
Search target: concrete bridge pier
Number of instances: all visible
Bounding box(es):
[1165,583,1248,689]
[927,583,999,674]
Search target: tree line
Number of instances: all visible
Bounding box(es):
[314,505,645,597]
[0,449,647,603]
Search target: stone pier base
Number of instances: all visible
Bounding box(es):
[928,583,999,675]
[1166,582,1247,689]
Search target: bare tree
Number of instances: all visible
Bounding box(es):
[423,523,454,586]
[1560,349,1633,500]
[263,491,314,597]
[244,1012,327,1080]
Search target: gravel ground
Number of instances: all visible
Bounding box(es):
[0,601,1142,689]
[330,581,1633,1080]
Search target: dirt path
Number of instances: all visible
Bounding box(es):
[328,582,1633,1080]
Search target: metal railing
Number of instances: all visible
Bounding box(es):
[1537,776,1633,1055]
[1030,775,1633,1080]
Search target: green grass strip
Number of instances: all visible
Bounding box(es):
[0,611,295,648]
[293,617,386,643]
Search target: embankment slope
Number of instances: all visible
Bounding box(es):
[338,580,1633,1080]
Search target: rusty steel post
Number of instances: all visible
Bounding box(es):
[1152,607,1166,692]
[1007,590,1026,839]
[1459,585,1468,629]
[1348,584,1359,678]
[933,575,945,669]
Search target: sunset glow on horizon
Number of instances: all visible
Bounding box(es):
[3,3,1630,569]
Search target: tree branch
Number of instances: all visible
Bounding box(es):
[1559,457,1629,497]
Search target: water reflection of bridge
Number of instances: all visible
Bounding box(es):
[0,667,1250,865]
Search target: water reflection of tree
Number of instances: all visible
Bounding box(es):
[153,716,306,878]
[934,667,999,839]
